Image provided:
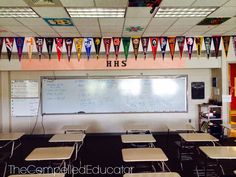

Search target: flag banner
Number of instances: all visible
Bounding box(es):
[65,38,73,61]
[55,38,63,61]
[186,37,194,59]
[93,37,101,59]
[233,36,236,57]
[177,36,185,59]
[222,36,230,58]
[195,37,203,58]
[168,37,176,60]
[160,37,167,59]
[5,37,14,61]
[113,37,121,59]
[35,37,44,60]
[84,38,92,59]
[0,37,3,59]
[74,38,83,61]
[213,36,221,58]
[45,38,54,59]
[103,38,111,59]
[26,37,34,60]
[150,37,158,60]
[132,37,140,60]
[141,37,149,59]
[204,37,212,59]
[122,37,130,60]
[15,37,25,61]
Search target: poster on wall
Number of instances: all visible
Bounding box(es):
[191,82,205,99]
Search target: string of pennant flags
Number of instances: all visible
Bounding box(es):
[0,36,235,61]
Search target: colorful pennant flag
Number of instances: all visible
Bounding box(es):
[26,37,34,60]
[93,38,101,59]
[5,37,14,61]
[213,36,221,58]
[141,37,149,59]
[195,37,203,58]
[35,37,44,60]
[45,38,54,59]
[233,36,236,57]
[168,37,176,60]
[204,37,212,59]
[132,37,140,60]
[160,37,167,60]
[0,38,3,59]
[103,38,111,59]
[176,36,185,59]
[122,37,130,60]
[55,38,63,61]
[65,38,73,61]
[15,37,25,61]
[84,38,92,59]
[186,37,194,59]
[222,36,230,58]
[113,37,121,59]
[74,38,83,61]
[150,37,158,60]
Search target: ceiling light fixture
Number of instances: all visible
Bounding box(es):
[0,7,39,18]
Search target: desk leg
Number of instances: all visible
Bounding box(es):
[10,141,15,158]
[74,143,78,161]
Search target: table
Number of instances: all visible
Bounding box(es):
[121,134,156,147]
[123,172,181,177]
[125,124,151,134]
[122,148,169,171]
[179,133,218,145]
[63,125,88,134]
[8,174,65,177]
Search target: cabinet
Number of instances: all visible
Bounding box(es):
[198,104,223,137]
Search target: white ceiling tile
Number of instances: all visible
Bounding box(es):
[99,18,125,26]
[208,7,236,17]
[219,17,236,26]
[173,18,205,26]
[52,26,78,33]
[224,0,236,7]
[0,32,17,37]
[122,31,143,37]
[143,31,164,36]
[14,32,39,36]
[80,33,101,37]
[149,18,177,26]
[124,18,150,26]
[126,7,153,18]
[184,31,206,36]
[59,32,81,37]
[101,26,123,32]
[28,26,55,33]
[0,18,22,26]
[192,0,229,7]
[37,32,59,37]
[160,0,195,7]
[3,26,33,32]
[60,0,95,7]
[162,31,184,36]
[145,26,168,32]
[33,7,69,18]
[167,25,193,32]
[95,0,128,7]
[0,0,28,6]
[223,27,236,35]
[102,32,122,37]
[16,18,48,26]
[24,0,62,7]
[186,25,215,32]
[203,30,225,36]
[72,18,99,27]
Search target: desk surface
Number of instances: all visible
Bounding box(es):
[179,133,218,142]
[49,133,85,143]
[199,146,236,159]
[8,174,65,177]
[168,124,195,131]
[0,132,24,141]
[25,146,74,161]
[121,134,156,143]
[122,148,168,162]
[124,172,181,177]
[63,125,88,131]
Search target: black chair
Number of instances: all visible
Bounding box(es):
[0,141,12,177]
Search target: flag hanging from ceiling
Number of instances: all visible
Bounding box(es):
[176,36,185,59]
[233,36,236,57]
[222,36,230,58]
[168,37,176,60]
[45,38,54,59]
[5,37,14,61]
[122,37,130,60]
[141,37,149,59]
[35,37,44,60]
[103,38,111,59]
[65,38,73,61]
[186,37,194,59]
[15,37,25,61]
[0,38,3,59]
[160,37,167,60]
[74,38,83,61]
[113,37,121,59]
[150,37,158,60]
[93,37,101,59]
[84,38,92,59]
[132,37,140,60]
[213,36,221,58]
[204,37,212,59]
[26,37,34,60]
[195,37,203,58]
[55,38,63,61]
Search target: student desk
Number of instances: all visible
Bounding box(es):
[121,134,156,147]
[123,172,181,177]
[0,132,24,157]
[63,125,88,134]
[122,148,169,171]
[179,133,218,145]
[125,125,151,134]
[8,174,65,177]
[199,146,236,177]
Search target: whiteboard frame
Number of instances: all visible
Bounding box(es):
[41,75,188,115]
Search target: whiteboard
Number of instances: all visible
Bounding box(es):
[11,80,38,98]
[42,76,188,114]
[11,98,39,116]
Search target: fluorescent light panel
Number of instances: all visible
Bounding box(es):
[67,8,125,18]
[155,7,216,18]
[0,7,39,18]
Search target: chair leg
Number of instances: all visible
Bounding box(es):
[3,162,7,177]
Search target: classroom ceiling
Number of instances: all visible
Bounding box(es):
[0,0,235,37]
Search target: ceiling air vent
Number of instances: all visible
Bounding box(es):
[24,0,62,7]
